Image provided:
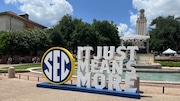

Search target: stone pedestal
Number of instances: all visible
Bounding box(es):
[8,67,15,78]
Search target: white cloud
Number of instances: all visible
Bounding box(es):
[123,28,135,36]
[129,11,138,27]
[117,23,128,34]
[4,0,73,26]
[117,23,135,36]
[131,0,180,27]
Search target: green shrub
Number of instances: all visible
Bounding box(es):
[156,61,180,67]
[0,69,30,73]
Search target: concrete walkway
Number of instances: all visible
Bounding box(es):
[1,64,180,100]
[0,74,180,101]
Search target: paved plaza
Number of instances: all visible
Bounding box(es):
[0,64,180,101]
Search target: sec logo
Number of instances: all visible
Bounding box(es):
[41,47,75,84]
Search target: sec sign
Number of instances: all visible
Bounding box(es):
[41,47,75,84]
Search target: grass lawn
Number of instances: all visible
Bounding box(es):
[0,63,40,73]
[156,61,180,67]
[1,63,40,70]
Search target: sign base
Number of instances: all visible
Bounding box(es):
[37,82,140,99]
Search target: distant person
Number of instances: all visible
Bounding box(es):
[7,57,12,64]
[19,56,24,64]
[32,56,37,63]
[73,54,77,60]
[0,58,3,63]
[36,57,40,63]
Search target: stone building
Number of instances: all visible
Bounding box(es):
[0,11,46,31]
[120,9,150,53]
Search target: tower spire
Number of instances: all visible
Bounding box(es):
[136,9,147,35]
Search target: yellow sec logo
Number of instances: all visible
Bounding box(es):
[41,47,75,84]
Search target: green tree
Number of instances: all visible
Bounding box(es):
[48,15,82,52]
[92,19,120,46]
[72,22,100,46]
[3,30,51,55]
[10,30,30,54]
[149,16,180,52]
[51,14,76,50]
[28,30,51,53]
[48,29,64,47]
[0,31,11,54]
[48,15,120,52]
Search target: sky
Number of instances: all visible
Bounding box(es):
[0,0,180,36]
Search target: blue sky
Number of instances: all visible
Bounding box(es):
[68,0,135,25]
[1,0,180,36]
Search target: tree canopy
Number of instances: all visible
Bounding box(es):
[48,15,120,52]
[149,15,180,52]
[0,30,51,55]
